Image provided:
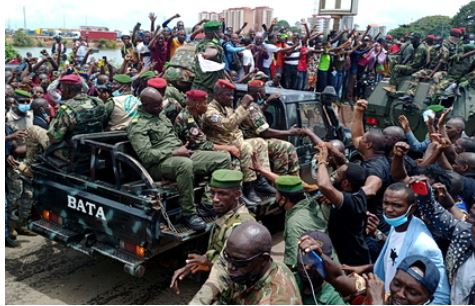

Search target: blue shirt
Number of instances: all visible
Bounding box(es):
[223,41,245,71]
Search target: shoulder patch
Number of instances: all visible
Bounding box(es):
[187,117,195,124]
[131,117,139,124]
[60,105,68,110]
[208,114,221,123]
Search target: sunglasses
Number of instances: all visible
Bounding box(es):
[223,250,265,268]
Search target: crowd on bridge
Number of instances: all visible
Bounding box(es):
[5,10,475,305]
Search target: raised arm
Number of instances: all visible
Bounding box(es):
[351,99,367,149]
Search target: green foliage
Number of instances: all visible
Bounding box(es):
[5,43,19,62]
[276,20,290,29]
[452,1,475,33]
[388,15,452,38]
[97,39,117,49]
[36,39,46,47]
[289,26,302,34]
[12,29,34,47]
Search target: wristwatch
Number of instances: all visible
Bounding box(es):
[374,230,386,242]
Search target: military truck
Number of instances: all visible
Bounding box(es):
[28,86,349,277]
[367,79,475,139]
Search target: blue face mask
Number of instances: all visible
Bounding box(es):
[383,205,413,227]
[17,103,31,113]
[112,90,121,97]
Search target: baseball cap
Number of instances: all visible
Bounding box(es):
[397,255,440,296]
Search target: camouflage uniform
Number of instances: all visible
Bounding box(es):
[127,107,231,216]
[218,261,302,305]
[165,85,187,107]
[104,95,141,131]
[391,43,429,86]
[6,110,35,229]
[191,38,225,96]
[162,97,183,125]
[204,99,271,182]
[411,43,449,81]
[241,102,299,175]
[175,107,214,151]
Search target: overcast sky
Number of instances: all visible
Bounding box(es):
[4,0,472,33]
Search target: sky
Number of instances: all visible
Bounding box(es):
[4,0,473,33]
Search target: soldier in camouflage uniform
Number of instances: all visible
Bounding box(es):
[411,35,449,82]
[127,87,231,231]
[191,21,225,96]
[6,89,37,236]
[170,169,255,300]
[388,32,429,89]
[244,80,302,175]
[214,221,302,305]
[203,79,275,204]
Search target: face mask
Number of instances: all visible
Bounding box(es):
[112,90,121,97]
[383,204,413,227]
[17,103,31,113]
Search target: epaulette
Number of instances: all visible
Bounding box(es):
[131,117,139,124]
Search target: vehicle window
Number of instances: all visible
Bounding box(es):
[299,102,327,139]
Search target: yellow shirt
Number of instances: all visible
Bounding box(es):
[169,38,186,58]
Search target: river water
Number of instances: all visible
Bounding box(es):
[16,47,123,66]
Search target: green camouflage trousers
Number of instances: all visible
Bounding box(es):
[267,138,299,175]
[239,137,271,182]
[24,125,50,166]
[6,167,34,227]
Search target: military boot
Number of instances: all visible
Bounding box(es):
[183,214,207,231]
[243,181,262,203]
[254,175,276,194]
[6,236,21,248]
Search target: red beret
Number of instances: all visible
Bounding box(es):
[59,74,82,85]
[186,89,208,101]
[195,33,205,39]
[385,34,393,41]
[215,79,236,90]
[426,35,436,40]
[248,79,265,88]
[450,28,463,37]
[147,77,168,89]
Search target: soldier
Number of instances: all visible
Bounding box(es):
[170,169,255,299]
[387,32,429,90]
[103,77,141,131]
[127,87,231,231]
[6,89,37,237]
[244,79,302,175]
[216,221,302,304]
[191,21,225,95]
[411,35,449,82]
[146,77,183,123]
[21,74,106,176]
[111,73,133,96]
[203,79,275,204]
[175,89,239,156]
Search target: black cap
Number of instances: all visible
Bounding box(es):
[397,255,440,296]
[346,162,367,190]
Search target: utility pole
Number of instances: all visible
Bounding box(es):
[23,6,26,29]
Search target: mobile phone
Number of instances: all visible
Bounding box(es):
[301,251,326,278]
[411,180,429,196]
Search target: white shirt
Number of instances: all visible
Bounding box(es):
[239,49,255,78]
[263,43,281,68]
[451,253,475,304]
[384,230,406,292]
[136,42,151,68]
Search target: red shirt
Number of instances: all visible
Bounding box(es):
[297,46,308,72]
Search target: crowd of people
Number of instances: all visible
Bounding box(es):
[5,11,475,305]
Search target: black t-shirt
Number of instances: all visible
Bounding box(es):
[328,189,371,265]
[361,155,391,215]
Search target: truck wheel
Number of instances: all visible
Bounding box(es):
[124,263,145,277]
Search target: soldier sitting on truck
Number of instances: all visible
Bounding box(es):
[127,87,232,231]
[242,79,302,176]
[170,169,255,302]
[203,79,276,205]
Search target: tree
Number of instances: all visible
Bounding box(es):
[452,1,475,33]
[276,20,290,30]
[388,15,452,38]
[5,43,19,63]
[12,29,34,47]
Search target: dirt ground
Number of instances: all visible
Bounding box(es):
[5,231,285,305]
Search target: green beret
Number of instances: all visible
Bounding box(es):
[112,74,132,84]
[203,21,222,31]
[164,69,180,81]
[427,104,444,112]
[14,89,32,98]
[275,175,304,193]
[209,169,243,189]
[139,70,157,80]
